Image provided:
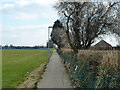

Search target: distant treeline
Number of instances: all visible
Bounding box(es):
[2,45,48,49]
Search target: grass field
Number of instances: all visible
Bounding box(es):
[2,49,49,88]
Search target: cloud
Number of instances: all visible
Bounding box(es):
[14,13,39,20]
[2,24,51,31]
[15,0,58,6]
[0,24,2,44]
[2,24,51,46]
[35,0,58,5]
[1,0,58,45]
[16,0,32,6]
[1,0,58,20]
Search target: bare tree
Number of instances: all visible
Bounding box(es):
[54,1,120,55]
[114,4,120,46]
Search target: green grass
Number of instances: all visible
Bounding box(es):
[2,49,49,88]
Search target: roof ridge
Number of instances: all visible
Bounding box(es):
[94,40,112,47]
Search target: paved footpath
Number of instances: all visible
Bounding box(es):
[37,50,72,88]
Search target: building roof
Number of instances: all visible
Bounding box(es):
[94,40,112,47]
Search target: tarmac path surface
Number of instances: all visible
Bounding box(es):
[37,50,72,88]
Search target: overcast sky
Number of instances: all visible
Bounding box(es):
[0,0,58,46]
[0,0,118,46]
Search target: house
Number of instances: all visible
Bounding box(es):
[94,40,112,47]
[90,40,112,50]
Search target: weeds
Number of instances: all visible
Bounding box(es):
[59,49,120,88]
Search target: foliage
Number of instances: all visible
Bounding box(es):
[51,20,68,49]
[53,20,63,29]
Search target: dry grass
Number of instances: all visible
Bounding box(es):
[60,49,120,88]
[101,52,118,72]
[60,48,73,53]
[61,48,119,72]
